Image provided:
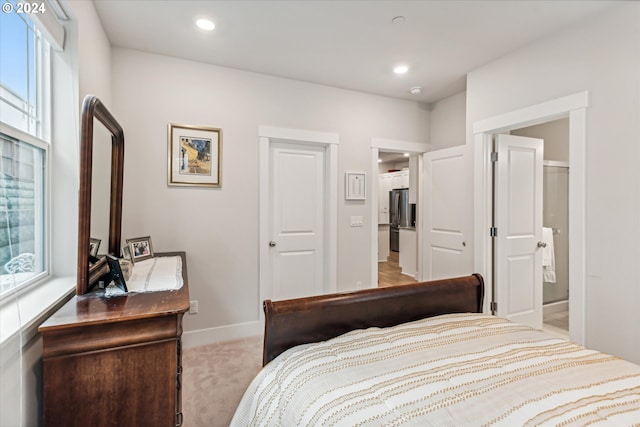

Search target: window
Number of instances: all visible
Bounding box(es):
[0,3,51,297]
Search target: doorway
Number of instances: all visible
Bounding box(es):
[370,138,430,288]
[512,121,570,338]
[258,126,338,318]
[473,91,587,345]
[377,151,417,287]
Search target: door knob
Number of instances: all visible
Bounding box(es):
[537,241,547,248]
[269,241,277,247]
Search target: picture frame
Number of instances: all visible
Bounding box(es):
[89,237,101,257]
[168,123,222,187]
[126,236,154,263]
[345,172,366,200]
[105,255,128,293]
[121,244,132,261]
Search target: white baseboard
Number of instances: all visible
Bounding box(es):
[543,300,568,316]
[182,320,262,349]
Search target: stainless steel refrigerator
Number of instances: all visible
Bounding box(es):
[389,188,412,252]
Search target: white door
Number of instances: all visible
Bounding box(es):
[423,145,472,280]
[269,142,326,300]
[494,134,544,329]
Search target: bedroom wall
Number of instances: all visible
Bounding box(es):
[466,3,640,363]
[110,48,430,343]
[428,90,466,149]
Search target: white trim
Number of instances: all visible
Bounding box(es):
[473,91,589,134]
[258,126,339,145]
[258,126,338,321]
[29,2,66,51]
[370,146,380,286]
[0,276,74,348]
[473,91,588,345]
[416,155,425,280]
[543,160,570,168]
[370,138,430,287]
[181,320,262,349]
[371,138,430,153]
[0,123,49,151]
[567,107,587,345]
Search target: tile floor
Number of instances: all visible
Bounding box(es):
[542,304,569,339]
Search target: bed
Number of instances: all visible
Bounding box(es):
[231,274,640,426]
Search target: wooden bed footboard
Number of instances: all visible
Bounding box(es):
[262,274,484,365]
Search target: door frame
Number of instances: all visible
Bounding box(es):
[259,126,338,320]
[370,138,430,287]
[473,91,588,345]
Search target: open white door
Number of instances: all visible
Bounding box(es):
[494,134,544,329]
[423,145,472,280]
[269,142,326,300]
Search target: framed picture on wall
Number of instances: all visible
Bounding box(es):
[345,172,366,200]
[168,123,222,187]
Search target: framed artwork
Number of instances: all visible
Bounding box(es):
[168,123,222,187]
[345,172,366,200]
[89,238,101,257]
[126,236,154,263]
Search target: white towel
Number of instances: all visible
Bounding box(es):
[542,227,556,283]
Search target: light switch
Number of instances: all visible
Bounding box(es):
[350,216,363,227]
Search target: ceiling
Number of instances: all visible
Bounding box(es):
[92,1,615,104]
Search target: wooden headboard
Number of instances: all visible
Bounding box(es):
[262,273,484,365]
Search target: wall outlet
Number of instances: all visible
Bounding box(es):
[189,300,198,314]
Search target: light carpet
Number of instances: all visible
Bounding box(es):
[182,336,263,427]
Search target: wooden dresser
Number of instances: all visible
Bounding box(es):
[39,252,190,427]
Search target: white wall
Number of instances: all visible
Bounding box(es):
[512,118,570,162]
[429,90,466,149]
[0,1,113,425]
[111,48,429,339]
[467,4,640,362]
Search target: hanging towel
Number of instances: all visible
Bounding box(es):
[542,227,556,283]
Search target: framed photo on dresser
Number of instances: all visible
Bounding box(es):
[126,236,154,263]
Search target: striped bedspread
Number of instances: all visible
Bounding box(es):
[231,313,640,426]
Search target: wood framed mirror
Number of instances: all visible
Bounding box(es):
[76,95,125,295]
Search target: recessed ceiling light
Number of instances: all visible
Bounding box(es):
[392,16,406,24]
[393,65,409,75]
[403,153,410,157]
[196,18,215,31]
[378,158,382,163]
[409,86,423,95]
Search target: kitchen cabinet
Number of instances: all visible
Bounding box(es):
[378,170,409,224]
[391,170,409,189]
[399,228,417,278]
